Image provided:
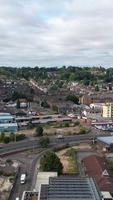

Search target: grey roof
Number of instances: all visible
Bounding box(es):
[40,185,49,200]
[97,136,113,146]
[47,177,101,200]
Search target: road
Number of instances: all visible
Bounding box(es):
[8,150,45,200]
[2,129,110,199]
[0,131,110,156]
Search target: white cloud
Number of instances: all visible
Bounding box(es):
[0,0,113,67]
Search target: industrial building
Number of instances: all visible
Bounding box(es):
[0,113,18,132]
[39,176,101,200]
[97,136,113,152]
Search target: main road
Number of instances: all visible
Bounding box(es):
[0,130,110,156]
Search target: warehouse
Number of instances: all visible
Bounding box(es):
[0,113,18,132]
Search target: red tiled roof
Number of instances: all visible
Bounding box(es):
[82,155,113,193]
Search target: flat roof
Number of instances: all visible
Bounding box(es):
[0,113,11,116]
[0,116,14,120]
[0,123,18,127]
[97,136,113,145]
[35,172,57,192]
[101,191,113,199]
[47,177,101,200]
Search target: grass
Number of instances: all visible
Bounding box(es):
[57,147,78,174]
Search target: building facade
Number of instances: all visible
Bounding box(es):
[0,113,18,132]
[102,103,113,118]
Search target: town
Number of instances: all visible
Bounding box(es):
[0,0,113,198]
[0,67,113,200]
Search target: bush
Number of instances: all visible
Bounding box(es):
[79,128,86,134]
[27,121,35,129]
[63,122,70,127]
[74,121,80,126]
[106,160,113,170]
[35,125,43,137]
[39,137,50,148]
[66,95,79,104]
[0,132,5,141]
[64,148,75,157]
[4,136,10,143]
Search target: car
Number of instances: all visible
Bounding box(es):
[20,174,26,184]
[57,135,64,139]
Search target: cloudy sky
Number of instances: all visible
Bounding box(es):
[0,0,113,67]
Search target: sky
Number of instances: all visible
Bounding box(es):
[0,0,113,67]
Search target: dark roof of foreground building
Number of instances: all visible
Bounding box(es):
[46,176,101,200]
[39,185,49,200]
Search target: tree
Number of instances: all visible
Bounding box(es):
[66,95,79,104]
[40,151,63,175]
[35,125,43,137]
[52,105,59,113]
[41,100,50,108]
[4,136,10,143]
[95,85,99,91]
[10,132,15,141]
[27,121,35,129]
[16,99,20,109]
[0,132,5,141]
[79,128,86,134]
[39,137,49,148]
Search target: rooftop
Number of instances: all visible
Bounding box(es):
[0,112,14,120]
[82,155,113,193]
[45,177,101,200]
[97,136,113,146]
[21,191,38,200]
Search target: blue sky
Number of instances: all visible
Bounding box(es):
[0,0,113,67]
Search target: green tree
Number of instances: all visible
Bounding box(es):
[40,151,63,175]
[35,125,43,137]
[66,95,79,104]
[4,136,10,143]
[79,128,86,134]
[16,99,20,109]
[27,121,34,129]
[95,85,99,91]
[52,105,59,113]
[10,132,15,141]
[63,122,70,127]
[74,121,80,126]
[39,137,49,148]
[0,132,5,141]
[41,100,50,108]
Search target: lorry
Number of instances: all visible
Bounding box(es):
[20,174,26,184]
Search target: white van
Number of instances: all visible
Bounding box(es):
[57,135,64,139]
[20,174,26,184]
